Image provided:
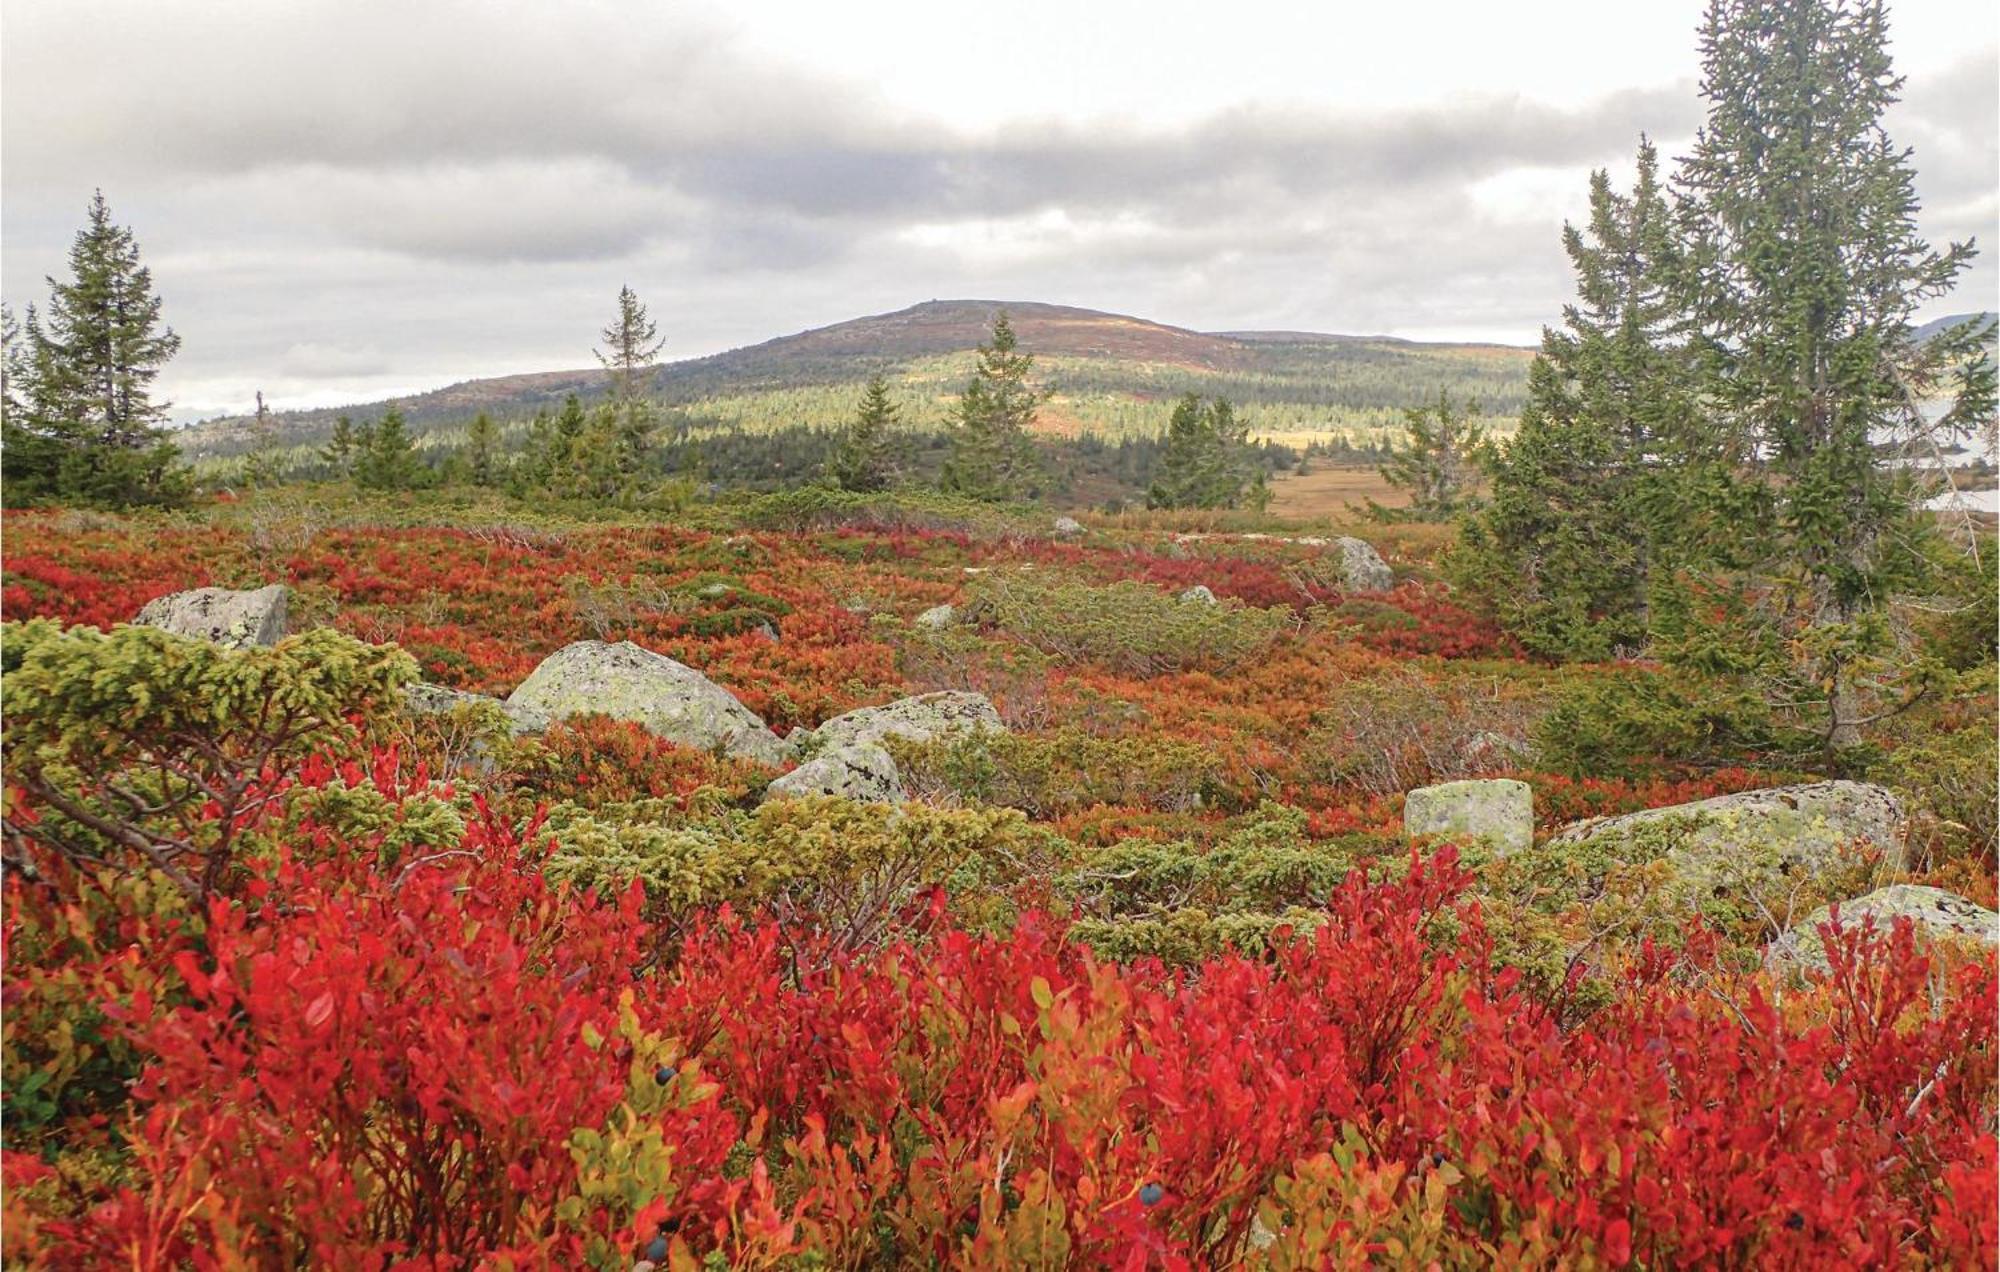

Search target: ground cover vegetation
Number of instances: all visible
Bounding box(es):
[2,0,1996,1265]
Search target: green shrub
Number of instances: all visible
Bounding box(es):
[1533,665,1782,778]
[891,727,1225,816]
[961,573,1293,675]
[2,620,416,898]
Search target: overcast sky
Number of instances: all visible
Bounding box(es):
[3,0,1995,421]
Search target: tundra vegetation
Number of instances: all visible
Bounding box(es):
[2,0,1996,1266]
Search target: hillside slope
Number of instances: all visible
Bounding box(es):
[179,299,1536,458]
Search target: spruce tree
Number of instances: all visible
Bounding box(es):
[1377,389,1488,518]
[1673,0,1994,749]
[1454,142,1699,659]
[942,312,1044,501]
[465,411,500,486]
[5,193,187,506]
[827,374,900,493]
[355,405,424,491]
[596,285,664,479]
[321,415,360,476]
[1147,393,1264,510]
[241,391,281,487]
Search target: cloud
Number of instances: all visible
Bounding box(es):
[2,0,1991,417]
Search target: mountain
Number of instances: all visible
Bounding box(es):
[1913,311,1998,345]
[178,299,1536,460]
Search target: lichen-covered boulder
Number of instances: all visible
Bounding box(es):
[504,640,787,764]
[1405,778,1533,856]
[402,682,546,735]
[1333,538,1394,592]
[1767,885,1999,971]
[764,742,904,804]
[915,604,956,630]
[813,691,1004,751]
[1549,781,1907,874]
[1179,585,1219,606]
[1053,516,1085,537]
[134,584,288,648]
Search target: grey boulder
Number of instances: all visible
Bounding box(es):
[1053,516,1085,537]
[135,584,288,648]
[813,690,1005,752]
[764,742,905,804]
[1549,781,1907,874]
[1405,778,1534,856]
[401,682,546,735]
[1768,884,1999,970]
[914,603,957,630]
[1179,585,1219,606]
[1333,538,1394,592]
[504,640,788,764]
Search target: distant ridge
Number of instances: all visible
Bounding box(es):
[179,299,1537,457]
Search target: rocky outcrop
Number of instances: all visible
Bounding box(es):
[1405,778,1533,856]
[1333,538,1394,592]
[812,691,1004,751]
[1767,885,2000,970]
[1178,585,1219,606]
[1549,781,1907,874]
[764,742,905,804]
[504,640,788,764]
[134,584,288,648]
[401,682,547,735]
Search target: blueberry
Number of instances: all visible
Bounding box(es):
[654,1064,674,1086]
[1785,1212,1805,1231]
[1139,1182,1164,1207]
[644,1233,669,1261]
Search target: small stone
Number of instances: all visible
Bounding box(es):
[1052,516,1085,537]
[1178,585,1219,606]
[915,603,956,630]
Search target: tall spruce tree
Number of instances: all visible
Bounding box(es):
[1672,0,1994,749]
[942,312,1044,501]
[1454,142,1701,659]
[4,192,187,506]
[596,285,664,479]
[827,373,901,493]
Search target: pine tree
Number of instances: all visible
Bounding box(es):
[355,405,425,491]
[1454,142,1700,659]
[827,374,900,492]
[1147,393,1265,510]
[5,193,187,506]
[1673,0,1995,749]
[1378,389,1488,518]
[942,312,1044,501]
[465,411,500,486]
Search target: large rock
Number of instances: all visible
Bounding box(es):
[1333,538,1394,592]
[764,742,905,804]
[813,691,1005,751]
[1767,885,2000,970]
[1549,781,1907,874]
[504,640,788,764]
[402,682,546,735]
[1405,778,1533,856]
[135,584,288,648]
[915,604,956,630]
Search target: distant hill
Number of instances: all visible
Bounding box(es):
[178,299,1536,460]
[1913,311,1998,345]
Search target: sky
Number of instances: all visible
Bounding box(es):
[3,0,1995,422]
